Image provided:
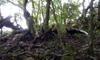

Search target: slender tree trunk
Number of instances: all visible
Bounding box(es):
[82,0,85,19]
[43,0,52,31]
[0,29,2,37]
[51,1,58,24]
[0,10,3,37]
[98,0,100,21]
[88,0,95,59]
[23,0,35,36]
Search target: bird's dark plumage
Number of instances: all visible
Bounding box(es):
[66,28,88,35]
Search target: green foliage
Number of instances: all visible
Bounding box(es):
[17,0,24,6]
[13,0,80,33]
[62,3,81,20]
[49,0,81,33]
[0,0,81,37]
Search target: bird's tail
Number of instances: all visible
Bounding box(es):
[79,29,88,36]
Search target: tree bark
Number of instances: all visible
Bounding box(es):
[88,0,95,59]
[23,0,35,36]
[43,0,52,31]
[98,0,100,21]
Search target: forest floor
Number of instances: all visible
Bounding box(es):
[0,30,100,60]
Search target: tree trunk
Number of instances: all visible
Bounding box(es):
[98,0,100,21]
[23,0,35,36]
[88,0,95,59]
[43,0,52,31]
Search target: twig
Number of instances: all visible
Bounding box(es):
[8,0,23,10]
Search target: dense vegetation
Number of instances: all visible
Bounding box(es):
[0,0,100,60]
